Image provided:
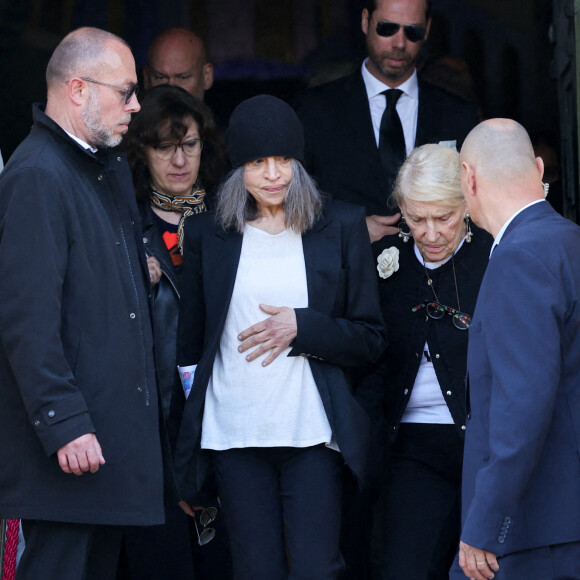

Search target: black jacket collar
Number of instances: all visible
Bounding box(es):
[32,103,107,166]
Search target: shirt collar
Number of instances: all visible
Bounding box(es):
[361,59,419,101]
[65,130,98,153]
[414,236,466,269]
[490,199,546,256]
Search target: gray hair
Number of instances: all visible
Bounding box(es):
[46,27,129,88]
[392,144,464,209]
[216,160,323,234]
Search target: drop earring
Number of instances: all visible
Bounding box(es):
[464,213,473,243]
[398,216,412,242]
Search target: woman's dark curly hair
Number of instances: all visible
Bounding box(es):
[122,85,225,201]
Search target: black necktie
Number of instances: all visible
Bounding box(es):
[378,89,406,192]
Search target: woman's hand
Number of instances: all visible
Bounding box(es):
[238,304,297,366]
[147,256,162,286]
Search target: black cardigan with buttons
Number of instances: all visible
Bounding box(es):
[355,226,492,445]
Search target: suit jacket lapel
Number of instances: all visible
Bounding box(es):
[344,72,386,188]
[302,213,340,314]
[205,226,243,335]
[415,79,441,146]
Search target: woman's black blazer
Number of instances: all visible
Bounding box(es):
[173,199,386,503]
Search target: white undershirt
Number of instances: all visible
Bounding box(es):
[400,243,458,424]
[361,59,419,155]
[200,225,333,450]
[65,130,97,153]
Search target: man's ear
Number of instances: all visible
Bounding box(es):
[535,156,545,181]
[68,78,87,106]
[203,62,214,92]
[461,161,477,199]
[361,9,370,35]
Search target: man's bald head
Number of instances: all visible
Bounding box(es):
[460,119,537,184]
[145,28,213,100]
[46,27,129,92]
[460,119,545,236]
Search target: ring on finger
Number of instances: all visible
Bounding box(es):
[476,561,486,567]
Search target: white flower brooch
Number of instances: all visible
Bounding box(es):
[377,246,400,279]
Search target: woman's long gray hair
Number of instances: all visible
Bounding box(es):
[216,160,323,234]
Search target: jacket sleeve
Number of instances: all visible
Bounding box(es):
[0,168,95,455]
[289,206,386,367]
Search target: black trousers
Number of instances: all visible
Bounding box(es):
[211,444,344,580]
[118,502,195,580]
[17,520,123,580]
[371,423,463,580]
[340,421,386,580]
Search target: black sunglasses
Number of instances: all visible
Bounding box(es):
[376,21,427,42]
[412,300,472,330]
[193,506,217,546]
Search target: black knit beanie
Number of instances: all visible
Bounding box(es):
[226,94,305,169]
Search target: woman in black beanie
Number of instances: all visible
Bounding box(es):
[173,95,386,579]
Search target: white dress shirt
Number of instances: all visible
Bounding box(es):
[361,59,419,156]
[65,130,97,153]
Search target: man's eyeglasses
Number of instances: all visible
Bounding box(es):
[412,300,472,330]
[154,139,204,161]
[193,506,217,546]
[80,77,139,105]
[376,21,427,42]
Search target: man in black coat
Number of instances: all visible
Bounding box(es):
[294,0,479,242]
[0,27,165,580]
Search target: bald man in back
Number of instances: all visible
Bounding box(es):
[450,119,580,579]
[145,28,213,100]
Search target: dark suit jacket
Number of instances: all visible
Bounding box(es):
[173,200,386,504]
[460,201,580,556]
[294,69,479,215]
[0,105,165,526]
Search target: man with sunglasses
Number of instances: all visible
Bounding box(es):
[294,0,479,243]
[0,27,166,580]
